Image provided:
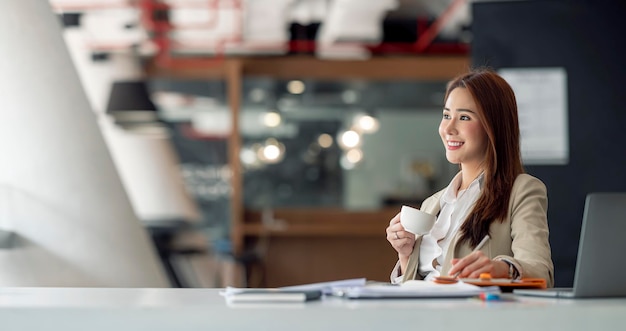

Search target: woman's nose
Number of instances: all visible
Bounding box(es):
[443,119,457,134]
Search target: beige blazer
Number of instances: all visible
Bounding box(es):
[400,173,554,288]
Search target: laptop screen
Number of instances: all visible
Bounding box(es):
[570,193,626,298]
[516,192,626,298]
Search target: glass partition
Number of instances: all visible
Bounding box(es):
[239,78,457,210]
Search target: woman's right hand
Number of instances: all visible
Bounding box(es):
[386,212,416,259]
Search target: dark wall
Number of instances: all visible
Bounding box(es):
[472,0,626,287]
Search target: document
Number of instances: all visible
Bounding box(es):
[221,278,365,303]
[334,280,499,299]
[280,278,367,294]
[221,278,493,302]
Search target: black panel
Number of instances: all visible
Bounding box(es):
[472,0,626,287]
[106,81,157,112]
[59,13,81,28]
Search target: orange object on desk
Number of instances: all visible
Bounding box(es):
[479,273,492,280]
[433,273,547,289]
[462,277,547,289]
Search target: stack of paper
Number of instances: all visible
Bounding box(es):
[220,278,499,303]
[334,280,500,299]
[220,278,366,303]
[280,278,367,294]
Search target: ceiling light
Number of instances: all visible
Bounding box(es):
[317,133,334,148]
[354,114,380,133]
[257,138,285,164]
[240,147,259,166]
[262,111,282,128]
[263,144,281,160]
[346,148,364,164]
[338,130,361,149]
[287,80,305,94]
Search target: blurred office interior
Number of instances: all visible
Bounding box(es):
[1,0,623,289]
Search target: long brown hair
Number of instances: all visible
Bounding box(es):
[445,67,525,247]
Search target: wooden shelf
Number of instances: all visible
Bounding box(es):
[242,223,387,237]
[241,55,469,80]
[242,207,399,237]
[145,55,470,80]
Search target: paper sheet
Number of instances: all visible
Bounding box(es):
[336,280,499,299]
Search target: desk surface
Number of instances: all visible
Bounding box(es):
[1,288,625,330]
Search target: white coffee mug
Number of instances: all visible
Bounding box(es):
[400,205,437,235]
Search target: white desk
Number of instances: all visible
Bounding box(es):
[1,288,625,330]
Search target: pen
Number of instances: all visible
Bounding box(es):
[451,234,490,278]
[474,234,491,252]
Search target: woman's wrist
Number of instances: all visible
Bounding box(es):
[493,260,511,278]
[493,258,520,279]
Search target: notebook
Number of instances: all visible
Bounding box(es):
[514,192,626,298]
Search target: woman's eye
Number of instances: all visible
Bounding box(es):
[443,114,451,119]
[460,115,470,121]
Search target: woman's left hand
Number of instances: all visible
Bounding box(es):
[448,251,509,279]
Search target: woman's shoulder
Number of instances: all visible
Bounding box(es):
[420,189,445,211]
[511,173,548,203]
[513,173,547,190]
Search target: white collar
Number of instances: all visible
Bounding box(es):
[442,171,484,204]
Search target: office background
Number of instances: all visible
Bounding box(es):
[2,0,624,288]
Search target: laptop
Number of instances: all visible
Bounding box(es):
[514,192,626,298]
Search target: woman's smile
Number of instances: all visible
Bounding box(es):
[446,140,464,149]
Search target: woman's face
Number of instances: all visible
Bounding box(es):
[438,87,489,172]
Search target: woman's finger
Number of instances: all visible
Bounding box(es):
[393,238,416,255]
[449,252,483,276]
[389,212,401,225]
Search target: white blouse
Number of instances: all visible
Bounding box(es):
[391,172,483,283]
[418,172,483,281]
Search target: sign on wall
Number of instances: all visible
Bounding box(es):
[499,67,569,165]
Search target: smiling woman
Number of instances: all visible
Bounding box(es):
[386,67,555,288]
[439,87,489,183]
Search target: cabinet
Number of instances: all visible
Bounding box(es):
[145,55,469,286]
